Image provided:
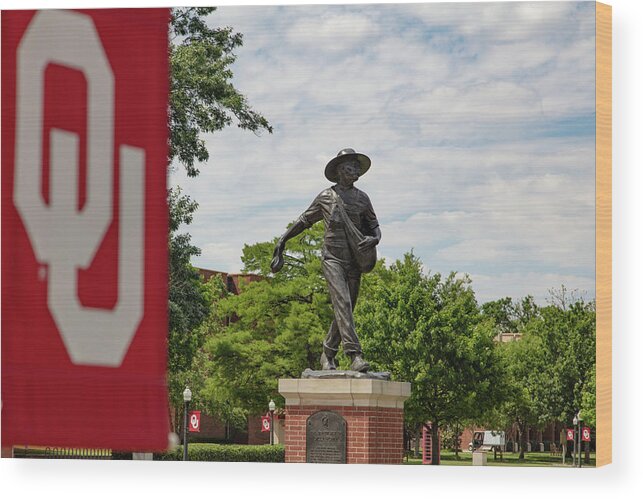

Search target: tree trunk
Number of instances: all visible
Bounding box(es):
[431,422,440,465]
[518,423,527,460]
[413,427,420,459]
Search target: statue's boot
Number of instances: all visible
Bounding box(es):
[350,354,370,373]
[320,352,337,370]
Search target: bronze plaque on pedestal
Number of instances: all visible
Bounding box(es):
[306,411,347,463]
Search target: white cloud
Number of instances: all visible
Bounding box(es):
[285,11,379,54]
[171,2,597,304]
[402,1,586,44]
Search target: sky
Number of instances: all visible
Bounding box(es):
[170,1,596,305]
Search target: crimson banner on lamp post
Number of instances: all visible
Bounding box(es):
[261,415,271,433]
[189,412,201,433]
[2,8,171,451]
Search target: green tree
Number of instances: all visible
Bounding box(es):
[580,368,596,429]
[167,187,209,429]
[169,7,272,176]
[481,295,540,334]
[537,295,596,424]
[441,422,465,457]
[355,253,505,464]
[166,7,272,429]
[202,225,331,422]
[481,297,516,334]
[494,292,596,460]
[168,189,208,362]
[497,332,552,459]
[579,366,596,463]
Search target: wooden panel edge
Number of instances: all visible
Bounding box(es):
[595,1,612,468]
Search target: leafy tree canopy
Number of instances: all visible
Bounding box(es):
[202,224,331,419]
[533,294,596,423]
[491,289,596,458]
[580,368,596,429]
[481,295,540,334]
[355,253,506,463]
[169,7,272,177]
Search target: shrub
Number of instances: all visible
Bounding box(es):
[154,443,285,462]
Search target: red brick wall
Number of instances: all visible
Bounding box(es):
[186,413,249,444]
[196,268,264,296]
[247,415,270,445]
[198,414,227,440]
[284,405,404,464]
[229,274,264,294]
[460,427,476,450]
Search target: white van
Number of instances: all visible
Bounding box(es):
[468,431,506,452]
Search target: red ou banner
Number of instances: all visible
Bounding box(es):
[261,415,271,432]
[582,427,591,442]
[189,411,201,433]
[566,429,575,441]
[2,9,170,451]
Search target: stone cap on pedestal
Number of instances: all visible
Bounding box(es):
[278,378,411,409]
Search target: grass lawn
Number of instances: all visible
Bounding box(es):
[403,450,596,467]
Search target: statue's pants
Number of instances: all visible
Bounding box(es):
[321,251,362,358]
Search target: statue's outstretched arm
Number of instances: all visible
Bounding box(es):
[270,219,307,273]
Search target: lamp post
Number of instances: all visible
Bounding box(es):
[183,387,192,461]
[577,411,583,468]
[572,414,578,467]
[268,399,276,445]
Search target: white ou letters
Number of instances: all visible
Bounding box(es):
[14,10,145,367]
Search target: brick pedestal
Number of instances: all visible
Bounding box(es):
[278,378,411,464]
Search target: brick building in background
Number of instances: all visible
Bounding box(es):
[185,411,279,446]
[198,268,264,296]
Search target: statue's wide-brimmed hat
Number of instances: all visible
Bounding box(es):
[324,148,371,182]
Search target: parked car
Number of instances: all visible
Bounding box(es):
[468,431,506,452]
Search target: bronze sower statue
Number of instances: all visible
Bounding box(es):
[270,148,381,372]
